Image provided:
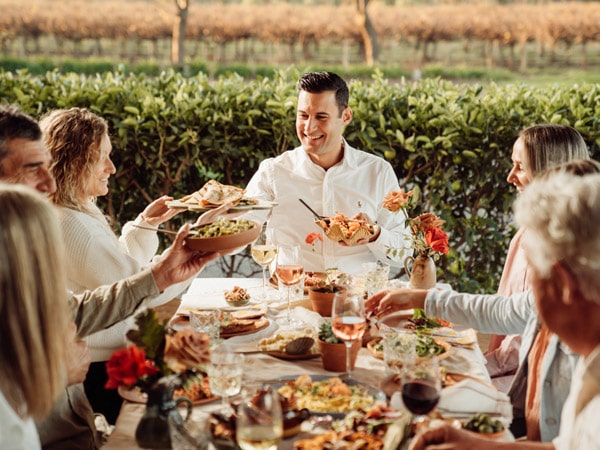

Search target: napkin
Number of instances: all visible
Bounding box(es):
[437,378,513,421]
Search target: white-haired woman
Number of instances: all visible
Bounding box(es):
[409,171,600,450]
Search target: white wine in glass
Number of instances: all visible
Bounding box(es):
[275,244,304,327]
[236,387,283,450]
[250,226,277,300]
[332,291,366,379]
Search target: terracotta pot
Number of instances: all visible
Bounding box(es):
[404,254,436,289]
[308,286,344,317]
[317,339,360,372]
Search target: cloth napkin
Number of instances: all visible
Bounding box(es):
[437,378,513,422]
[390,377,513,426]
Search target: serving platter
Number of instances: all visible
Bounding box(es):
[166,199,277,212]
[169,315,270,338]
[377,311,477,347]
[366,336,452,362]
[265,374,386,418]
[265,351,321,361]
[117,385,219,406]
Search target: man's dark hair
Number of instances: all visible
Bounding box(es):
[297,72,349,116]
[0,105,42,174]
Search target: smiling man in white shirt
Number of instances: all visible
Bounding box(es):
[245,71,410,274]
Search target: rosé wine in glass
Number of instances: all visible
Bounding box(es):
[332,290,366,378]
[275,245,304,327]
[332,316,367,341]
[275,265,303,286]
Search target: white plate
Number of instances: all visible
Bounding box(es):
[168,199,277,212]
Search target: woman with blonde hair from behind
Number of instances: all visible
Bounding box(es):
[0,183,70,448]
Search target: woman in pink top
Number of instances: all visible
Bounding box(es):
[486,124,590,390]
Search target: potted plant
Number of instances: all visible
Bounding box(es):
[308,269,346,317]
[317,320,360,372]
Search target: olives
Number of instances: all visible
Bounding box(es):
[463,413,505,435]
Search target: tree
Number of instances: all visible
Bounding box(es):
[355,0,378,66]
[172,0,190,66]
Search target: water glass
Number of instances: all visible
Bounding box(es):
[189,309,221,342]
[383,331,418,374]
[363,261,391,298]
[207,349,245,413]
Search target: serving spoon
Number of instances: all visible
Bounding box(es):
[298,198,325,221]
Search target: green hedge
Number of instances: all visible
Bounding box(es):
[2,68,599,292]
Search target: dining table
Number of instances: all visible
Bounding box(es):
[101,277,514,449]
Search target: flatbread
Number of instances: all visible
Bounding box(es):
[179,180,245,207]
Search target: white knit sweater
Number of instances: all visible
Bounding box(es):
[58,203,191,361]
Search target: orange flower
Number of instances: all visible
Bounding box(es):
[382,189,450,259]
[411,213,445,233]
[425,227,449,255]
[305,232,324,246]
[383,189,413,213]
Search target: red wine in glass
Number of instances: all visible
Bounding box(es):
[401,381,441,415]
[401,356,442,426]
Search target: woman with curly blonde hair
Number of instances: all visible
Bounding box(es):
[40,107,184,423]
[0,183,70,448]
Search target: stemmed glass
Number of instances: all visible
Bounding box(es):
[274,244,304,327]
[250,225,277,301]
[401,356,442,428]
[331,290,367,379]
[236,386,283,450]
[207,347,245,414]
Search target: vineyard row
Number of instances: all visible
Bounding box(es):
[2,1,600,68]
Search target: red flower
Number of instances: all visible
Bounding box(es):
[305,232,323,245]
[105,346,159,389]
[425,227,449,255]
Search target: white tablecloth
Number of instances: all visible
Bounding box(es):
[102,278,512,449]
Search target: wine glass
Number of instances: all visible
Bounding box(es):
[207,348,245,414]
[275,244,304,327]
[331,290,367,379]
[401,356,442,429]
[250,225,277,301]
[236,386,283,450]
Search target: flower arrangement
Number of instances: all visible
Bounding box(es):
[104,309,211,393]
[383,189,450,260]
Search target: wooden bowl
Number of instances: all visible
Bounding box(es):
[185,220,260,254]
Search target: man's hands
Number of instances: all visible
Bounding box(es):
[140,195,180,227]
[151,223,221,292]
[365,288,428,317]
[338,212,380,246]
[65,322,91,386]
